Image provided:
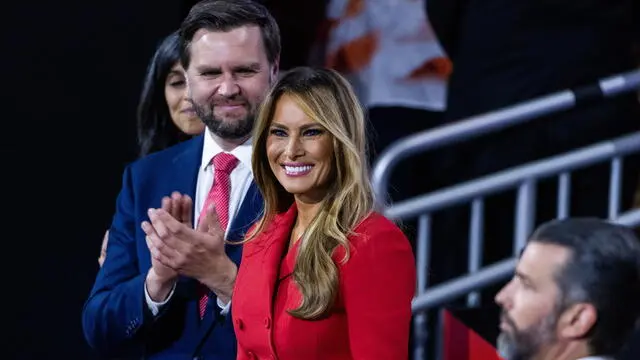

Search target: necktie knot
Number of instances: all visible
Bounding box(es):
[212,153,238,174]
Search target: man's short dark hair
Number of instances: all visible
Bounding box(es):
[531,218,640,355]
[179,0,281,69]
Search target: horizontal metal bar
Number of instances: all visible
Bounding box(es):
[372,69,640,203]
[386,132,640,220]
[371,90,576,202]
[412,258,517,313]
[411,207,640,314]
[615,208,640,227]
[600,69,640,97]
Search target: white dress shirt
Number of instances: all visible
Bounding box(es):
[144,129,253,316]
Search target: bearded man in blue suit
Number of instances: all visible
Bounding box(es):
[82,1,280,358]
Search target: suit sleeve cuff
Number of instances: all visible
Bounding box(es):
[217,298,231,316]
[144,281,176,317]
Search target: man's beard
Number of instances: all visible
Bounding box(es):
[497,310,559,360]
[193,100,255,140]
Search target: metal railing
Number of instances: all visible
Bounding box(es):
[411,206,640,313]
[370,69,640,360]
[372,69,640,201]
[406,134,640,360]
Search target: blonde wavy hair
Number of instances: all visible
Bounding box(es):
[247,67,376,319]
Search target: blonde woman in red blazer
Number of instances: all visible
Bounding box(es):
[231,67,416,360]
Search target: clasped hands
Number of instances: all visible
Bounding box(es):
[142,192,236,304]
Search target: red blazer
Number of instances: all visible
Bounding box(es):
[232,205,416,360]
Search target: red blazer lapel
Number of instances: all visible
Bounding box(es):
[257,204,298,311]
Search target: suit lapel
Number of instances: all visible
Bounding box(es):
[227,182,264,243]
[167,134,203,208]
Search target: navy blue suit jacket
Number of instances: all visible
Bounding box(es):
[82,135,263,360]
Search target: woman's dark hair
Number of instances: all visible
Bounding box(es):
[136,31,191,157]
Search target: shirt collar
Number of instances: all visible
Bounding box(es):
[200,128,253,172]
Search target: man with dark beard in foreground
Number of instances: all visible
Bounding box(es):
[495,218,640,360]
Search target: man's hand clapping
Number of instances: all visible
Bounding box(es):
[142,192,193,302]
[142,192,237,304]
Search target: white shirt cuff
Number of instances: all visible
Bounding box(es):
[217,298,231,316]
[144,281,176,317]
